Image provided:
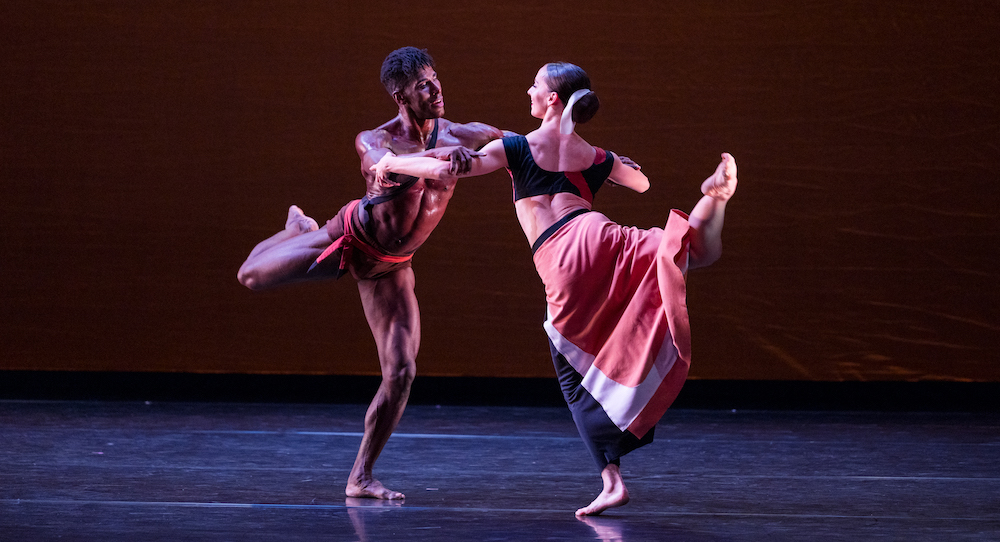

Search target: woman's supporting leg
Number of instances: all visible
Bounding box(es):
[576,462,630,516]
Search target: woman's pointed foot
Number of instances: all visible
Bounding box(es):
[701,153,738,201]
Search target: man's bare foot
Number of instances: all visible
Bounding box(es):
[346,478,404,500]
[576,464,630,516]
[285,205,319,234]
[700,153,738,201]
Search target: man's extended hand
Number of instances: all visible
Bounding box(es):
[619,155,641,171]
[427,146,485,176]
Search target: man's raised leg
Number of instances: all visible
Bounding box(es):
[347,268,420,499]
[245,205,318,260]
[237,206,330,290]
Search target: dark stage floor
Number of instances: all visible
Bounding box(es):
[1,400,998,541]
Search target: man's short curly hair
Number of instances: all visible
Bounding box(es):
[380,47,436,96]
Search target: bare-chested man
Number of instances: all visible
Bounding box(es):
[237,47,503,499]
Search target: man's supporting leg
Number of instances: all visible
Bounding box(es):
[347,267,420,499]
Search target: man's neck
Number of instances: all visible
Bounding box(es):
[398,112,437,146]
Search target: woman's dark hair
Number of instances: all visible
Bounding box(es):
[381,47,435,95]
[545,62,600,124]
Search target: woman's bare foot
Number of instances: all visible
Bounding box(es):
[700,153,738,201]
[576,463,630,516]
[346,477,405,500]
[286,205,319,234]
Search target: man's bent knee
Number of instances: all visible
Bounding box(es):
[237,266,264,290]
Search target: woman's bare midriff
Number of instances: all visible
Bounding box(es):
[515,192,592,247]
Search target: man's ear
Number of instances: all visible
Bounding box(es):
[393,91,408,106]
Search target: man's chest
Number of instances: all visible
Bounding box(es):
[387,128,472,153]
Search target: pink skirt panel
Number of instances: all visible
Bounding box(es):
[533,210,692,439]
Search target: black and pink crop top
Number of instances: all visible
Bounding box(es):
[502,135,615,204]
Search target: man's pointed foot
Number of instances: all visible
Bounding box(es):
[286,204,319,234]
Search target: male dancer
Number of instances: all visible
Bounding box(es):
[237,47,503,499]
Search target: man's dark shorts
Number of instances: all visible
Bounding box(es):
[310,199,414,281]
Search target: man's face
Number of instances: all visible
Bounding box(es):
[398,65,444,119]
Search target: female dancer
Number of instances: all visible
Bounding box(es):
[372,62,737,516]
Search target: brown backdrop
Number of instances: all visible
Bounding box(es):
[2,2,998,381]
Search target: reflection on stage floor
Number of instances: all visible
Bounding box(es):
[1,401,998,540]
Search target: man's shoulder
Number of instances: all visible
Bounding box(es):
[356,130,391,156]
[439,118,503,147]
[356,118,401,151]
[441,117,495,134]
[359,117,399,139]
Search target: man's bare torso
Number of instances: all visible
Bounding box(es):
[357,117,500,254]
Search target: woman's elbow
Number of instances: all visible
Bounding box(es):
[625,177,650,193]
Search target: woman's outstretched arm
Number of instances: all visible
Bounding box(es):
[372,139,509,184]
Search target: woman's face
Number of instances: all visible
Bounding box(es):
[527,66,555,119]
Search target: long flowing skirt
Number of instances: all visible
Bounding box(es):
[532,209,692,468]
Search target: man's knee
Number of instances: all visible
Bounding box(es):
[382,359,416,391]
[237,265,264,290]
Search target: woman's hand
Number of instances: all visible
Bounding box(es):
[371,153,400,188]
